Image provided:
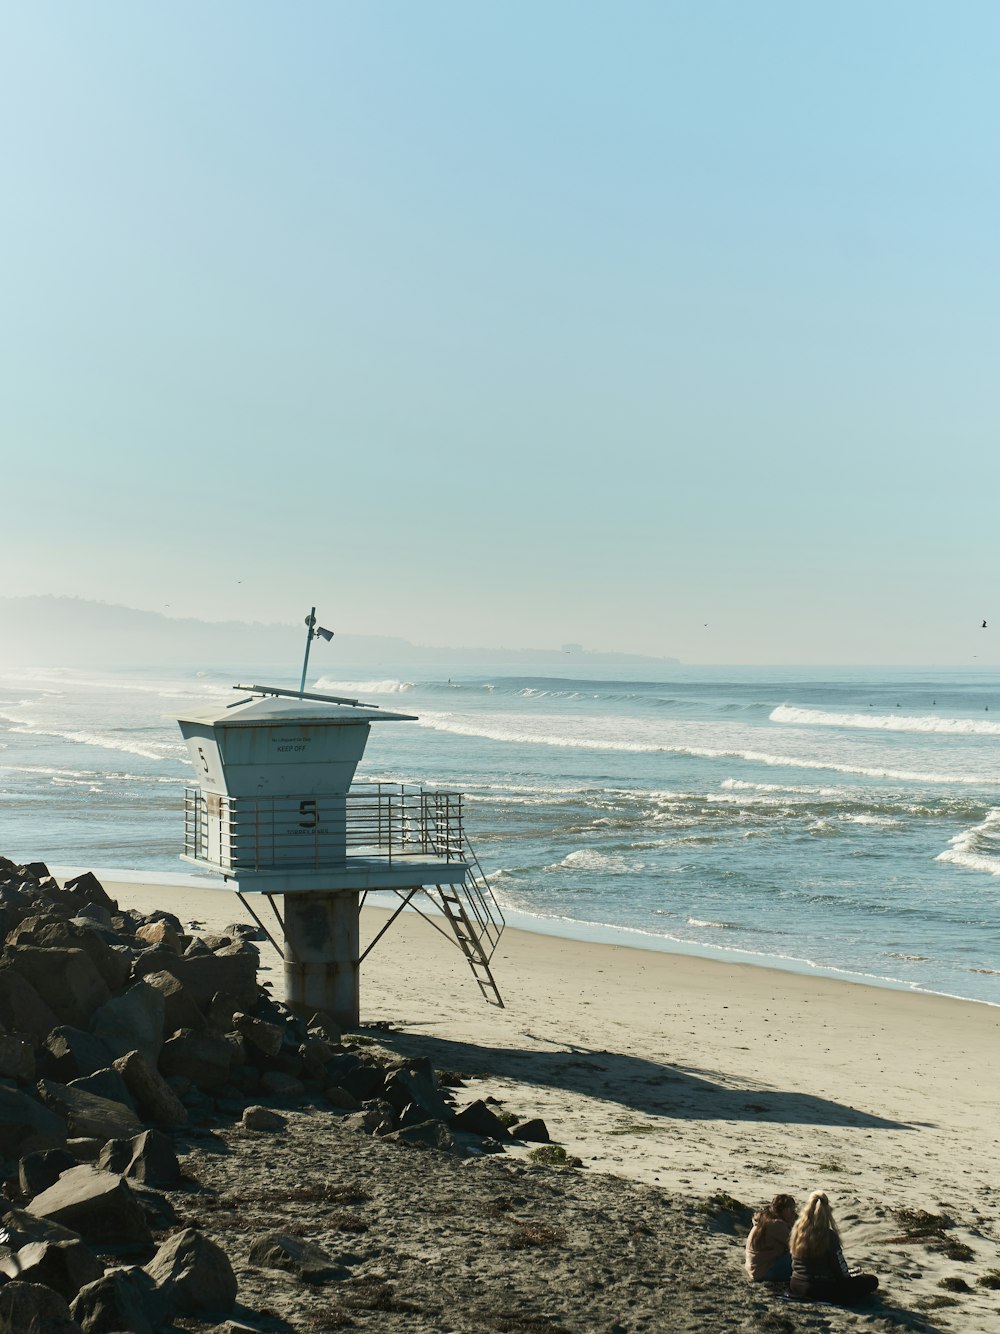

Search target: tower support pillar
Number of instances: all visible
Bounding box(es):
[283,890,359,1029]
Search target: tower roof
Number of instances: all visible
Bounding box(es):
[177,691,415,727]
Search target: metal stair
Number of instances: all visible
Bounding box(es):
[426,837,505,1006]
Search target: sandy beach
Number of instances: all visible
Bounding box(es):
[93,873,1000,1330]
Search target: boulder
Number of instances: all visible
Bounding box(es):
[0,1237,104,1302]
[32,922,131,993]
[0,1280,83,1334]
[158,1031,235,1091]
[307,1010,342,1043]
[135,920,183,953]
[37,1080,143,1143]
[72,904,114,930]
[67,1068,136,1113]
[3,947,110,1028]
[233,1013,283,1058]
[0,1085,68,1157]
[241,1106,285,1132]
[61,872,116,915]
[383,1060,451,1122]
[143,1227,237,1315]
[139,970,205,1033]
[386,1120,456,1151]
[97,1130,179,1187]
[324,1086,360,1111]
[258,1071,304,1097]
[90,981,165,1064]
[247,1232,346,1282]
[0,969,60,1043]
[223,922,266,943]
[71,1266,165,1334]
[340,1063,386,1102]
[26,1164,153,1249]
[133,951,258,1010]
[19,1147,79,1198]
[0,1205,84,1250]
[112,1050,187,1128]
[41,1028,115,1083]
[0,1031,35,1083]
[452,1099,511,1139]
[510,1117,551,1142]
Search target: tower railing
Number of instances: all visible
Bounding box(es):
[183,781,467,874]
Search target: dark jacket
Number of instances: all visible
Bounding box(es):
[790,1239,850,1296]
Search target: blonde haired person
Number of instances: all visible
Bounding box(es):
[744,1194,797,1282]
[789,1191,879,1304]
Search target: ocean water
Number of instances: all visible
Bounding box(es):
[1,662,999,1005]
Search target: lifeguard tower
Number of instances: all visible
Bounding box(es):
[176,617,504,1028]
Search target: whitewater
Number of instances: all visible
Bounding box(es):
[1,662,999,1004]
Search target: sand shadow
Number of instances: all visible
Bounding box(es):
[781,1292,950,1333]
[367,1028,911,1130]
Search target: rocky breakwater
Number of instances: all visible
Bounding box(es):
[0,858,555,1334]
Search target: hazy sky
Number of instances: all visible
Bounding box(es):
[3,2,998,664]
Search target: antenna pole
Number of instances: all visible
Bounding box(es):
[300,607,316,696]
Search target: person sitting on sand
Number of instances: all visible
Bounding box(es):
[744,1194,797,1282]
[789,1191,879,1304]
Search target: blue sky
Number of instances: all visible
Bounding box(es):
[3,2,998,664]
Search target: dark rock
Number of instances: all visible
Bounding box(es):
[0,1085,67,1157]
[70,1265,165,1334]
[65,1139,102,1162]
[223,922,266,942]
[37,1080,143,1143]
[3,947,110,1028]
[233,1013,283,1058]
[0,1279,83,1333]
[40,1028,115,1083]
[383,1061,451,1123]
[386,1120,457,1151]
[340,1063,386,1102]
[452,1099,511,1139]
[247,1231,347,1282]
[67,1068,136,1113]
[32,922,131,993]
[0,970,60,1044]
[510,1117,550,1142]
[143,1227,237,1315]
[26,1164,153,1249]
[323,1085,360,1111]
[112,1050,187,1127]
[90,981,165,1064]
[130,1185,178,1232]
[135,919,183,952]
[97,1130,179,1187]
[258,1071,304,1097]
[340,1109,383,1134]
[72,904,114,930]
[61,872,116,914]
[19,1147,79,1197]
[0,1237,104,1302]
[325,1051,361,1081]
[307,1010,342,1043]
[0,1205,84,1250]
[132,950,258,1011]
[136,969,206,1034]
[158,1031,235,1090]
[0,1032,35,1083]
[241,1106,285,1132]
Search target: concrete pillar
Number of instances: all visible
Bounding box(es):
[283,890,360,1029]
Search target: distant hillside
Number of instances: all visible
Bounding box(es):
[0,598,678,671]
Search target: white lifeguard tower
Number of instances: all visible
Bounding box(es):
[176,615,504,1028]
